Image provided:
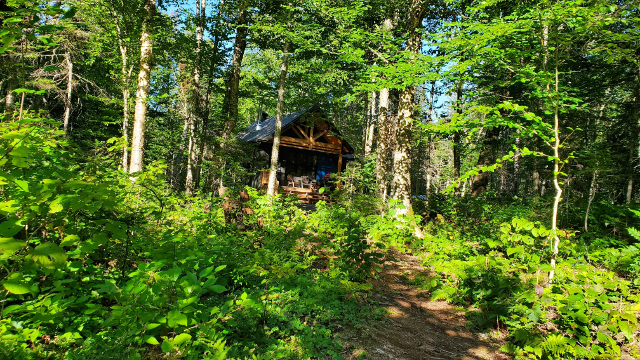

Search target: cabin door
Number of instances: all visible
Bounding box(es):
[316,154,337,180]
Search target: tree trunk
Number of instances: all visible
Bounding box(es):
[122,86,130,171]
[391,2,425,225]
[4,79,15,120]
[266,39,290,197]
[425,136,432,205]
[584,170,598,233]
[63,51,73,136]
[109,0,132,172]
[172,116,191,190]
[452,84,462,196]
[627,147,633,204]
[549,35,562,282]
[217,6,248,192]
[220,7,248,143]
[186,0,206,195]
[391,84,415,215]
[513,129,521,195]
[129,0,155,173]
[427,81,435,122]
[470,127,500,197]
[376,87,393,202]
[375,16,394,204]
[364,91,376,158]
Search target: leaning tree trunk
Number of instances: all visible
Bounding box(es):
[129,0,155,173]
[266,39,290,198]
[63,51,73,136]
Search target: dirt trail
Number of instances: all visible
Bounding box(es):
[339,251,511,360]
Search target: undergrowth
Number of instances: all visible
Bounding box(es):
[413,198,640,359]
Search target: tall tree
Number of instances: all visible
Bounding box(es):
[266,38,290,197]
[185,0,207,195]
[390,0,427,222]
[129,0,156,173]
[375,16,394,203]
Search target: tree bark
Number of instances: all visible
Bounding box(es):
[108,0,133,172]
[129,0,155,173]
[452,84,462,196]
[220,6,248,143]
[266,39,290,197]
[63,51,73,136]
[186,0,207,195]
[376,87,393,202]
[375,16,394,204]
[549,31,562,282]
[390,1,426,225]
[584,170,598,233]
[4,78,15,121]
[470,127,500,197]
[364,91,376,158]
[217,5,248,192]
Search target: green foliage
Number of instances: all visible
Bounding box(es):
[413,202,640,359]
[0,115,400,359]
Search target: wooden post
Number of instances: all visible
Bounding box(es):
[337,151,343,175]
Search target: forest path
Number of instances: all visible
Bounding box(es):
[338,251,511,360]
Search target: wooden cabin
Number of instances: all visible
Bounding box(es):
[238,106,354,203]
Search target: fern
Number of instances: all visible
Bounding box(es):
[628,226,640,242]
[542,334,570,356]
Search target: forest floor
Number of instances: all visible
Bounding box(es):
[338,250,512,360]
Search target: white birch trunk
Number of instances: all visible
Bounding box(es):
[364,91,376,158]
[63,51,73,136]
[129,0,155,173]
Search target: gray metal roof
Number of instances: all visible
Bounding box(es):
[237,107,311,142]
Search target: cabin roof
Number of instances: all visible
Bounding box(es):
[238,105,354,155]
[237,107,313,142]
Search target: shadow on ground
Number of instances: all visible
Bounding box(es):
[338,251,511,360]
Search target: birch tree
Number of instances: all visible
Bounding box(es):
[129,0,156,173]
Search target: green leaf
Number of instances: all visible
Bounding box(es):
[208,285,226,293]
[161,340,172,353]
[60,235,80,247]
[0,237,26,258]
[32,242,67,269]
[14,180,28,192]
[167,311,187,328]
[619,321,634,340]
[2,273,34,294]
[539,264,554,271]
[62,6,77,20]
[172,333,191,345]
[49,196,65,213]
[144,335,160,345]
[2,280,32,294]
[0,218,23,237]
